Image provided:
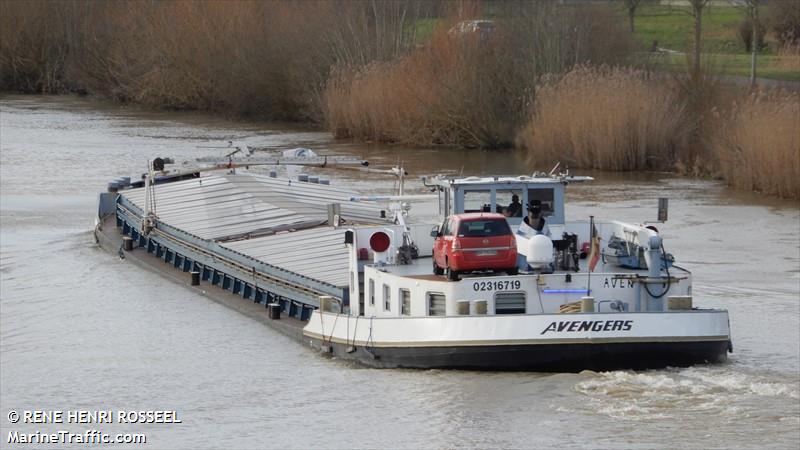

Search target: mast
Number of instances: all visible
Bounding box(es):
[587,215,594,295]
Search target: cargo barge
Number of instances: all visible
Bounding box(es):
[96,157,732,371]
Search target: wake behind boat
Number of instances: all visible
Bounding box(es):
[96,154,731,371]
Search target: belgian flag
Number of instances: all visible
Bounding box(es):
[588,219,601,272]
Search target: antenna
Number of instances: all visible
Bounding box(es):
[658,198,668,222]
[142,160,158,236]
[644,198,669,225]
[399,161,405,197]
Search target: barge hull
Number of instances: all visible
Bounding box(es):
[94,214,308,341]
[308,338,729,372]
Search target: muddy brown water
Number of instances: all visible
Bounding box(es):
[1,95,798,449]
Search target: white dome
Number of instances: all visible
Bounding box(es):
[526,234,554,268]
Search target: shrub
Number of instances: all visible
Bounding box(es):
[0,0,82,93]
[738,17,767,53]
[0,0,428,120]
[516,65,691,171]
[711,89,800,199]
[324,3,636,148]
[768,1,800,48]
[324,29,520,148]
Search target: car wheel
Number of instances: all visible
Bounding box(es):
[447,267,460,281]
[433,260,444,276]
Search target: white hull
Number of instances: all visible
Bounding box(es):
[302,310,731,371]
[304,310,729,348]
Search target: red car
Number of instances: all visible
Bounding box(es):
[431,213,519,280]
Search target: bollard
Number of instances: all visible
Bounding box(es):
[268,303,281,320]
[580,296,595,313]
[190,271,200,286]
[319,296,336,313]
[668,295,692,310]
[457,300,470,315]
[122,236,133,251]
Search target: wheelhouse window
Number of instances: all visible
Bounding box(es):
[527,188,555,218]
[494,292,526,314]
[383,284,391,311]
[400,289,411,316]
[428,292,446,316]
[463,190,491,213]
[496,189,523,217]
[369,279,375,306]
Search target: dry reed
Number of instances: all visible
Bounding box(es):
[771,43,800,72]
[2,0,633,134]
[516,66,691,171]
[711,89,800,199]
[324,3,635,148]
[0,0,83,93]
[324,29,519,148]
[1,0,430,120]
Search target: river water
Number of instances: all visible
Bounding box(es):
[1,95,798,449]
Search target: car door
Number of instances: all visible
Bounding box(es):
[441,217,456,263]
[434,218,449,267]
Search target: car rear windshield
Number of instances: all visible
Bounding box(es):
[457,219,511,237]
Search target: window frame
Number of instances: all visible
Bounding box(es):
[400,288,411,316]
[494,291,527,315]
[463,189,492,213]
[496,188,523,218]
[427,292,446,316]
[527,188,556,218]
[383,283,391,311]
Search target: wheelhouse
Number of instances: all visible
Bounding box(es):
[427,175,585,227]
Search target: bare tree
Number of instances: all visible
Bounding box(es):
[732,0,762,87]
[624,0,643,33]
[687,0,710,81]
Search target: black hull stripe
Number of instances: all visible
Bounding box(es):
[309,338,730,371]
[303,331,730,348]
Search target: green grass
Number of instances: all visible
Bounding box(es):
[411,18,440,43]
[408,4,800,82]
[635,4,755,54]
[642,52,800,81]
[633,4,799,81]
[709,54,800,81]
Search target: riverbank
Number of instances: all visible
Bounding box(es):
[1,1,797,199]
[515,65,799,199]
